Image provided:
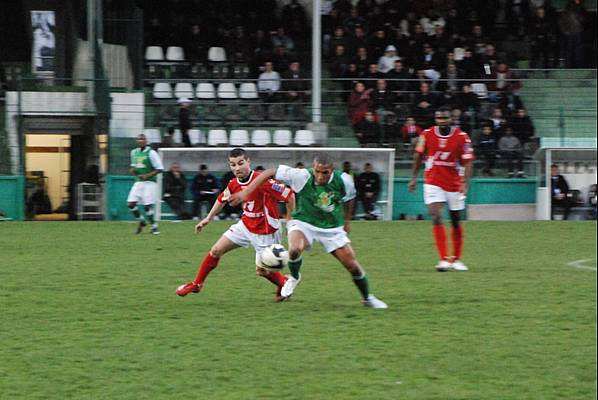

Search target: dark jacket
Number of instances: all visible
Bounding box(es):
[356,172,380,198]
[191,173,219,198]
[163,171,187,199]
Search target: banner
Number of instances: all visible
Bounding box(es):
[31,10,56,75]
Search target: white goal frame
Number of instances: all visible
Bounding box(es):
[156,147,395,221]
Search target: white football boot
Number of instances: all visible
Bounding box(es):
[435,259,452,272]
[362,294,388,309]
[280,273,301,298]
[451,260,469,271]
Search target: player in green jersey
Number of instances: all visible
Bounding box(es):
[127,134,164,234]
[229,153,388,308]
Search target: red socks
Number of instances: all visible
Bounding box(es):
[451,225,464,260]
[193,253,220,286]
[262,271,287,295]
[433,225,449,260]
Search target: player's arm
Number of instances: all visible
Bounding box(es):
[285,192,295,219]
[461,161,473,197]
[228,168,277,206]
[139,150,164,181]
[195,198,226,233]
[409,134,426,192]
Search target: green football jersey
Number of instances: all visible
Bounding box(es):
[130,147,158,182]
[292,169,349,229]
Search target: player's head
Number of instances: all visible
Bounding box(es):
[136,134,147,148]
[228,148,251,179]
[435,107,451,128]
[312,153,334,186]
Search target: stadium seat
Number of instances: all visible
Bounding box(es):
[207,129,228,146]
[217,83,238,100]
[471,83,489,99]
[239,82,259,100]
[145,46,164,61]
[153,82,173,99]
[295,130,315,146]
[272,129,293,146]
[196,82,216,99]
[188,129,206,145]
[251,129,271,146]
[165,46,185,61]
[229,129,250,146]
[143,128,162,144]
[173,129,182,144]
[208,47,227,62]
[174,82,194,99]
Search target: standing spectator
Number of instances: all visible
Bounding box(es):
[347,81,373,126]
[257,61,281,117]
[282,61,310,119]
[558,0,586,68]
[354,111,380,145]
[476,124,498,176]
[377,45,400,73]
[400,116,423,145]
[191,164,219,219]
[161,127,175,148]
[271,27,295,53]
[509,108,535,145]
[550,164,571,220]
[281,0,308,42]
[529,7,557,68]
[163,162,191,220]
[177,98,193,147]
[497,127,524,178]
[356,163,381,220]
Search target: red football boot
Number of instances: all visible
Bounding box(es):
[176,282,202,297]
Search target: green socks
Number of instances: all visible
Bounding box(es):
[352,273,370,299]
[288,257,302,279]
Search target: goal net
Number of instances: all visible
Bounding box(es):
[157,147,395,221]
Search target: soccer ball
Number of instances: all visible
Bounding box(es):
[260,244,290,271]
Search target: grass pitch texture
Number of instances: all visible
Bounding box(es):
[1,221,596,399]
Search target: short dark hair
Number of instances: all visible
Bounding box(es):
[436,106,451,114]
[229,148,247,158]
[200,164,208,170]
[313,153,333,166]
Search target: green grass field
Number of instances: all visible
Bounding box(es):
[1,221,596,399]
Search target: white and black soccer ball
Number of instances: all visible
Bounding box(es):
[260,244,290,271]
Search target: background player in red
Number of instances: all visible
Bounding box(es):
[176,148,295,301]
[408,107,474,272]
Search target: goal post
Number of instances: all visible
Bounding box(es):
[157,147,395,221]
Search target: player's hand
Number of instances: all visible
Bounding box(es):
[138,174,147,181]
[408,179,417,192]
[194,218,210,233]
[228,191,247,207]
[344,221,351,234]
[461,184,469,197]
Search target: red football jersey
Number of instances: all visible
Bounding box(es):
[415,126,475,192]
[218,170,292,234]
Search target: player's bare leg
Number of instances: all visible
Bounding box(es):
[280,229,309,298]
[332,244,388,308]
[128,201,146,233]
[428,202,451,271]
[176,235,239,296]
[449,210,468,271]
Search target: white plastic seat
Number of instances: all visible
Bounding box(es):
[239,82,259,100]
[207,47,227,62]
[153,82,173,99]
[145,46,164,61]
[207,129,228,146]
[251,130,271,146]
[174,82,194,99]
[196,83,216,100]
[143,128,162,143]
[165,46,185,61]
[173,129,182,144]
[295,130,315,146]
[272,129,293,146]
[471,83,489,99]
[188,129,206,145]
[229,129,249,146]
[217,83,238,100]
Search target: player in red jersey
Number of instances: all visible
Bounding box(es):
[176,148,295,301]
[408,107,475,272]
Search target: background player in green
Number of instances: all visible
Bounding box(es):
[127,133,164,234]
[229,153,388,308]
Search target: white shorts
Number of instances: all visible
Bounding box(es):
[423,184,465,211]
[223,220,283,267]
[286,219,351,254]
[127,181,158,205]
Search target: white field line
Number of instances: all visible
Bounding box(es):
[567,259,597,272]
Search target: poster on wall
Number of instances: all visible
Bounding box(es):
[31,10,56,75]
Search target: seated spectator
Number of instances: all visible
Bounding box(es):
[412,82,438,128]
[457,48,481,80]
[163,162,191,220]
[452,83,481,114]
[377,45,400,73]
[489,62,522,101]
[271,27,295,52]
[330,44,351,78]
[272,46,291,74]
[347,81,373,126]
[400,116,423,145]
[437,63,462,93]
[371,79,396,117]
[417,42,442,72]
[26,180,52,219]
[451,108,474,133]
[257,61,281,117]
[588,184,597,220]
[343,7,368,36]
[354,111,380,145]
[487,107,508,137]
[282,61,310,119]
[341,63,359,101]
[330,26,350,56]
[356,162,381,220]
[497,126,524,178]
[381,112,402,145]
[363,63,384,89]
[476,124,498,176]
[385,59,411,95]
[509,108,535,144]
[369,29,389,59]
[161,127,175,148]
[347,26,369,56]
[550,164,571,220]
[191,164,219,219]
[353,46,371,77]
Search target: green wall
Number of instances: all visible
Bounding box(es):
[0,176,25,220]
